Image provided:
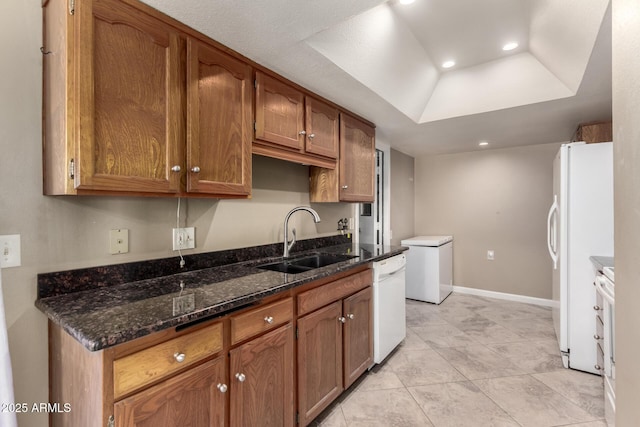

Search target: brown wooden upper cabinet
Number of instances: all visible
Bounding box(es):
[186,39,252,196]
[254,72,339,168]
[310,113,376,203]
[43,0,252,198]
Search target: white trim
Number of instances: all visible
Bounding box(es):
[452,285,556,308]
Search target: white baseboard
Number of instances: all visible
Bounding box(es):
[452,285,555,308]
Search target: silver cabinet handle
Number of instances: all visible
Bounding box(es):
[594,334,602,340]
[341,185,348,189]
[346,313,355,320]
[299,130,306,135]
[171,165,181,172]
[191,166,201,173]
[595,364,602,371]
[264,316,274,324]
[338,316,346,323]
[173,352,186,363]
[235,373,246,382]
[593,305,601,311]
[217,383,228,393]
[308,133,315,139]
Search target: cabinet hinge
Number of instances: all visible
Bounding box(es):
[69,0,75,15]
[296,412,299,424]
[69,159,75,180]
[254,79,257,88]
[107,415,114,427]
[254,121,257,131]
[295,327,298,339]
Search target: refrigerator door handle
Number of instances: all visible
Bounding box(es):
[547,195,559,269]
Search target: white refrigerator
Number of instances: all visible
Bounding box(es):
[547,142,614,374]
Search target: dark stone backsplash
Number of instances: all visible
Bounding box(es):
[37,234,351,299]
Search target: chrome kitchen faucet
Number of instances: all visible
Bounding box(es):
[283,206,321,258]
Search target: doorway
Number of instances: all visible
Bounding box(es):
[359,149,384,245]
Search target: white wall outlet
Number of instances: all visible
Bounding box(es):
[173,227,195,251]
[487,250,495,261]
[109,229,129,254]
[0,234,21,268]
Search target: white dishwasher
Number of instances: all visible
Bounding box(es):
[373,254,407,364]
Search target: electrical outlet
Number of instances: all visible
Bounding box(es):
[487,250,495,261]
[0,234,21,268]
[173,227,195,251]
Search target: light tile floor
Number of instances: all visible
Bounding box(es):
[310,293,606,427]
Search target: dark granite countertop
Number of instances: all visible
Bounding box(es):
[36,237,406,352]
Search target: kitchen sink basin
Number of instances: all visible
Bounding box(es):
[258,253,358,274]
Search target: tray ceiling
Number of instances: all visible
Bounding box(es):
[142,0,612,156]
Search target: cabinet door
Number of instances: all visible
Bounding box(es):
[75,0,184,193]
[343,286,373,388]
[229,323,294,427]
[255,72,305,150]
[339,113,375,202]
[297,301,343,427]
[114,356,227,427]
[187,39,252,196]
[305,97,339,159]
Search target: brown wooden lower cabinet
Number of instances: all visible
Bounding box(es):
[297,301,344,426]
[343,287,374,388]
[48,267,372,427]
[114,356,227,427]
[229,323,295,427]
[297,286,373,427]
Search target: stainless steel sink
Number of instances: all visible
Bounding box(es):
[258,253,358,274]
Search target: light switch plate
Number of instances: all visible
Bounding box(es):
[0,234,21,268]
[109,229,129,254]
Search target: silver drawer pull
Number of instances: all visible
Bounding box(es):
[346,313,355,320]
[235,373,246,382]
[264,316,274,324]
[595,364,602,371]
[593,305,602,311]
[594,334,602,340]
[173,352,186,363]
[171,165,181,172]
[338,316,346,323]
[191,166,201,173]
[217,383,228,393]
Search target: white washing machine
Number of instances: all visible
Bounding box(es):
[401,236,453,304]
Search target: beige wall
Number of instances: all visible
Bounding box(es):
[0,3,350,426]
[612,0,640,424]
[390,149,415,245]
[414,143,559,299]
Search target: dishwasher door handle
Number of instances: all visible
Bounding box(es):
[378,268,406,281]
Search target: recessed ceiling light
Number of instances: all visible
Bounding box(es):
[479,141,489,147]
[502,42,519,51]
[399,0,415,4]
[442,60,455,69]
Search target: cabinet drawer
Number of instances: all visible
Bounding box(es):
[298,269,372,316]
[231,297,293,345]
[113,321,223,399]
